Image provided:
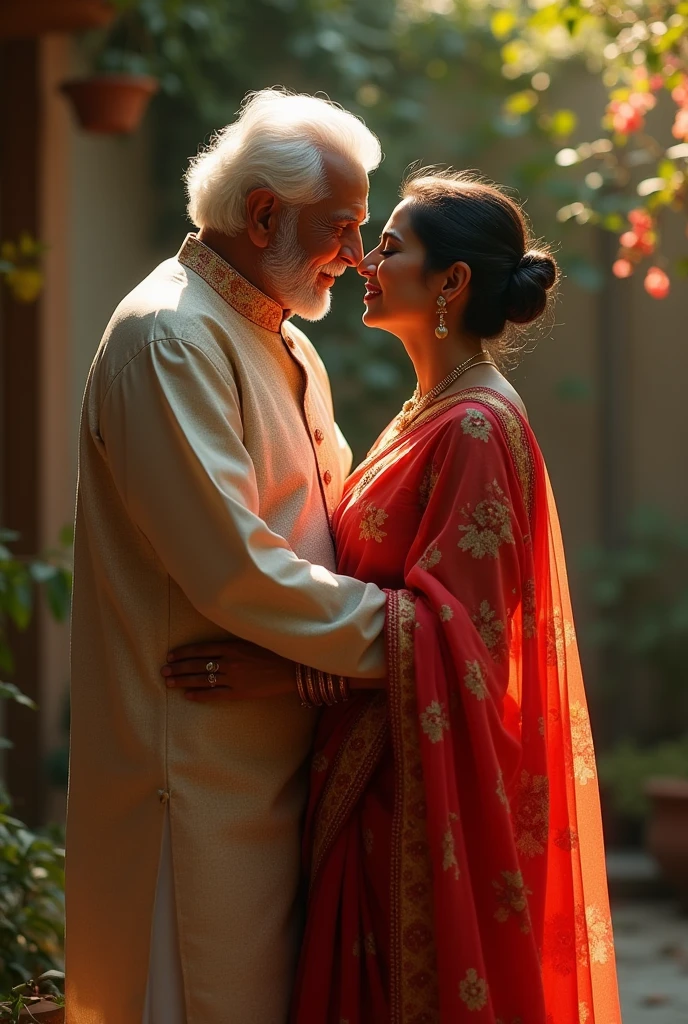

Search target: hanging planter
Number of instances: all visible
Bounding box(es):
[0,0,115,40]
[61,73,159,135]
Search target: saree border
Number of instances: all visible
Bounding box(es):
[388,589,440,1023]
[310,692,389,887]
[360,387,536,516]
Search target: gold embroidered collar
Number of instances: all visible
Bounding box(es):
[177,233,285,333]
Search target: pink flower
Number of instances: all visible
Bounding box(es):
[612,259,633,279]
[644,267,670,299]
[609,101,644,134]
[672,76,688,107]
[672,108,688,141]
[650,74,664,92]
[628,209,653,233]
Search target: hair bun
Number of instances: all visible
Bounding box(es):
[504,249,557,325]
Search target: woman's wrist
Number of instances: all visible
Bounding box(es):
[295,663,351,708]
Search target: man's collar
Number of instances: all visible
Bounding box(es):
[177,233,286,333]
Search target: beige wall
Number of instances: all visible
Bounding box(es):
[39,37,162,811]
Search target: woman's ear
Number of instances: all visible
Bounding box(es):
[442,261,471,304]
[245,189,282,248]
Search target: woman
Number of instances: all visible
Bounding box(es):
[166,171,621,1023]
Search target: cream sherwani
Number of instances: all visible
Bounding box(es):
[66,235,386,1024]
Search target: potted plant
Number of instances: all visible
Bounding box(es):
[0,528,72,1010]
[0,0,114,41]
[60,0,164,135]
[60,0,225,135]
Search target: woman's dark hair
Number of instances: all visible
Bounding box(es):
[402,169,558,361]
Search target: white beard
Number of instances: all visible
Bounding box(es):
[263,207,345,321]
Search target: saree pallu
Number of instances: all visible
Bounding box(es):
[292,387,621,1024]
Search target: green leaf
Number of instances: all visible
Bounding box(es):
[0,682,37,711]
[490,11,517,41]
[504,90,538,116]
[550,109,577,137]
[44,572,71,622]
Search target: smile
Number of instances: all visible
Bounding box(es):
[364,284,382,303]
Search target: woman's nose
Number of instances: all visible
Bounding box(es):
[357,252,378,278]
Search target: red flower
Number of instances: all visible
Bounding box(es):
[644,267,670,299]
[612,259,633,279]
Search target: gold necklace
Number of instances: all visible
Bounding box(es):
[396,352,494,431]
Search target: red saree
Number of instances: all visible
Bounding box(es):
[291,388,621,1024]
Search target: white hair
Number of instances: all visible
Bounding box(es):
[185,88,382,236]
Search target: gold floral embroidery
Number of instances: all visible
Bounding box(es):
[570,701,597,785]
[312,752,329,773]
[420,700,450,743]
[389,590,440,1018]
[464,660,488,701]
[419,463,440,509]
[359,502,388,543]
[546,608,576,667]
[311,693,388,884]
[461,408,492,442]
[363,827,374,854]
[493,870,532,933]
[439,604,454,622]
[365,933,377,956]
[522,578,537,639]
[514,770,549,858]
[178,234,284,332]
[442,812,460,880]
[472,599,505,656]
[418,545,442,570]
[585,904,614,965]
[538,716,545,737]
[459,968,488,1011]
[458,480,515,559]
[579,1003,590,1024]
[496,768,510,809]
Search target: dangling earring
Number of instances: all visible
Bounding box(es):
[435,295,448,339]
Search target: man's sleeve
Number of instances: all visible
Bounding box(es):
[99,338,386,677]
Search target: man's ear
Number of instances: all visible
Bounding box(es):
[441,261,471,304]
[245,189,282,249]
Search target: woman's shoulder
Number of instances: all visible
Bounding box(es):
[422,388,538,511]
[425,386,529,447]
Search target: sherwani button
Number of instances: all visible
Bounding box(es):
[314,429,324,444]
[158,789,170,804]
[323,470,332,485]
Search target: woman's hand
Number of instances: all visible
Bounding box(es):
[161,638,297,702]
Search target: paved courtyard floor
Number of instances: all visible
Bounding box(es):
[615,900,688,1023]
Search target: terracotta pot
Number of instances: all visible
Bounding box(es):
[61,74,159,135]
[1,999,64,1022]
[0,0,115,39]
[645,776,688,908]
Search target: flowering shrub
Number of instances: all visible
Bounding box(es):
[492,0,687,298]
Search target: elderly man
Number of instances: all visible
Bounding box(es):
[66,90,386,1024]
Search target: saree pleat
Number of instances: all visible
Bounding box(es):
[293,388,621,1024]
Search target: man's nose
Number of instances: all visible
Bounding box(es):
[339,227,365,267]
